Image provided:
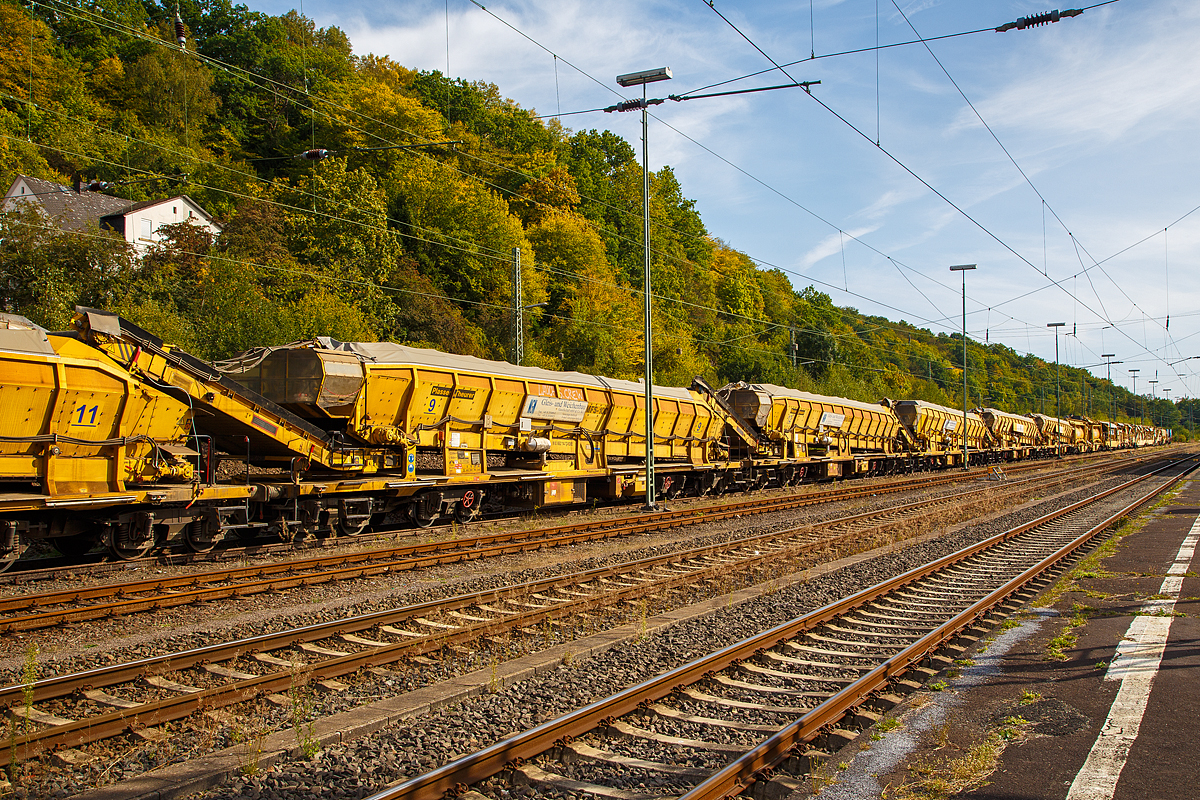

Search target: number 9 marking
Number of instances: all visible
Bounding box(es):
[427,398,438,414]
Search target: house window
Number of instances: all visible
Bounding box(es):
[172,206,177,215]
[141,218,153,240]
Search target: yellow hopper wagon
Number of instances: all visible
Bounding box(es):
[977,407,1039,460]
[711,381,904,481]
[1028,413,1083,455]
[0,306,1167,571]
[229,339,738,526]
[891,400,987,468]
[0,312,263,565]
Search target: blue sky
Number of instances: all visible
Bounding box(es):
[258,0,1200,403]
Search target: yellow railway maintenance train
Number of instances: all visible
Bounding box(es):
[0,308,1171,569]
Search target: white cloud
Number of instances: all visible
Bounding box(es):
[952,6,1200,143]
[800,225,878,268]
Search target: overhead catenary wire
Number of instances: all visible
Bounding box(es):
[677,0,1121,99]
[695,0,1194,394]
[23,0,1185,393]
[885,0,1176,369]
[11,1,974,348]
[15,2,1119,390]
[452,0,1150,365]
[24,0,1015,347]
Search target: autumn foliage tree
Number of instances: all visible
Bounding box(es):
[0,0,1162,430]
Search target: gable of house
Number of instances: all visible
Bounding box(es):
[4,177,223,250]
[101,195,223,247]
[3,175,131,231]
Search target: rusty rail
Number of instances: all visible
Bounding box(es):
[0,452,1142,764]
[0,454,1132,632]
[361,456,1192,800]
[679,456,1197,800]
[0,463,1045,760]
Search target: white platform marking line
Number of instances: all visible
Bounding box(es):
[1065,515,1200,800]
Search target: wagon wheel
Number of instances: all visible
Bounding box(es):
[410,502,439,529]
[109,538,155,560]
[337,514,371,537]
[185,518,217,553]
[453,490,481,524]
[109,520,156,560]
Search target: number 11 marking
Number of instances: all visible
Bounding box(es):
[72,404,99,427]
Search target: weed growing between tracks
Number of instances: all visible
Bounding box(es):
[289,661,319,760]
[23,474,1069,796]
[889,712,1008,800]
[5,644,39,786]
[1034,483,1183,660]
[232,700,271,775]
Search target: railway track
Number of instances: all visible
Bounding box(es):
[0,454,1142,634]
[360,454,1196,800]
[0,450,1136,584]
[0,453,1165,767]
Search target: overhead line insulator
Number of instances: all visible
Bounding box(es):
[996,8,1083,32]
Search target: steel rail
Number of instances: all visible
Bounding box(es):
[0,471,953,612]
[0,454,1131,633]
[0,469,1007,707]
[0,462,1051,759]
[361,456,1192,800]
[679,457,1198,800]
[0,454,1135,762]
[0,449,1133,589]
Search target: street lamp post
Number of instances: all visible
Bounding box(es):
[1048,323,1065,457]
[950,264,976,470]
[1129,369,1140,423]
[1101,354,1118,421]
[615,66,673,511]
[603,68,816,509]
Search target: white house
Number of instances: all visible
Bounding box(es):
[3,175,222,253]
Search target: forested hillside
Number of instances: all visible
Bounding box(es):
[0,0,1184,434]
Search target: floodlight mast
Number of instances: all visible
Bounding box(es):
[1048,322,1065,457]
[606,65,811,510]
[616,67,673,87]
[615,66,672,511]
[1101,354,1119,421]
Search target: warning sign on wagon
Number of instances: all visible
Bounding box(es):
[521,396,589,422]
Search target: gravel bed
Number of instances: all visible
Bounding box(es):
[701,681,821,710]
[0,467,1139,798]
[94,473,1135,800]
[539,755,694,794]
[623,709,764,749]
[584,730,731,770]
[0,473,1023,680]
[666,696,794,727]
